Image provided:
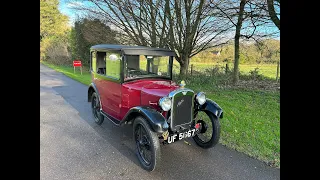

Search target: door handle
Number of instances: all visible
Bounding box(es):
[149,101,158,105]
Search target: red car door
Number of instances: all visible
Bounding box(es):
[100,52,122,120]
[100,80,121,120]
[91,51,122,121]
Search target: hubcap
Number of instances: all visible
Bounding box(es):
[197,120,208,133]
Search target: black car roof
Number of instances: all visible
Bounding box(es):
[90,44,176,56]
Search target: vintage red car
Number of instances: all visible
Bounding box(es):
[88,44,223,171]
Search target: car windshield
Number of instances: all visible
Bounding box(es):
[124,55,172,81]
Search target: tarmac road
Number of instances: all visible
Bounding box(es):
[40,63,280,180]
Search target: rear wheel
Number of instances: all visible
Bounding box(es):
[193,111,220,149]
[91,92,104,125]
[133,116,160,171]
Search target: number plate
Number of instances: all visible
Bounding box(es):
[167,129,196,144]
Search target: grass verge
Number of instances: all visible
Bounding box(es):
[41,61,280,168]
[42,61,92,85]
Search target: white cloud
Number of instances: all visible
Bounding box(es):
[65,1,84,8]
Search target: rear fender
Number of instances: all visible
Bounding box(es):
[88,83,99,102]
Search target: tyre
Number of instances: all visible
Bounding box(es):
[193,111,220,149]
[91,92,104,125]
[133,116,161,171]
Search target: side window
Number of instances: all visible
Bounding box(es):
[106,52,121,79]
[96,51,106,75]
[91,51,96,72]
[139,55,147,71]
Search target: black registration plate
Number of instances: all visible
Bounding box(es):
[167,129,196,144]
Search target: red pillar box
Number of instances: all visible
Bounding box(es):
[73,60,82,75]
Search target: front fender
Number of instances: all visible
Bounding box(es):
[122,106,169,133]
[198,99,223,118]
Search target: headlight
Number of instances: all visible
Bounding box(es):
[196,92,206,105]
[159,97,171,111]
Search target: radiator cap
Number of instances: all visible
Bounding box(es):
[180,80,186,88]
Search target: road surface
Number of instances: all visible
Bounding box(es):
[40,63,280,180]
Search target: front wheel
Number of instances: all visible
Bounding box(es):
[193,111,220,149]
[133,116,161,171]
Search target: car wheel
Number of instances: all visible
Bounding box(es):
[133,116,160,171]
[193,110,220,149]
[91,92,104,125]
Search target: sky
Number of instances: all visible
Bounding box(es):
[58,0,279,40]
[59,0,85,25]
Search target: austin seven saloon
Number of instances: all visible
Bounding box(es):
[87,44,223,171]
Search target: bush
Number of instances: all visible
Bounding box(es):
[248,68,263,80]
[41,35,71,65]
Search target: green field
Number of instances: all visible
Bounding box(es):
[238,64,279,79]
[182,62,280,79]
[41,61,280,168]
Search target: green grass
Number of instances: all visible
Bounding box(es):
[184,62,280,79]
[217,90,279,167]
[41,61,92,85]
[238,64,279,79]
[189,83,280,167]
[41,61,280,168]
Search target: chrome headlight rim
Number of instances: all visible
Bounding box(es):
[158,97,172,111]
[196,92,206,105]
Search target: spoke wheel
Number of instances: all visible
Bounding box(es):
[133,116,160,171]
[91,92,104,125]
[135,125,152,165]
[193,111,220,149]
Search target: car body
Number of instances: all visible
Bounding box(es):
[87,44,223,171]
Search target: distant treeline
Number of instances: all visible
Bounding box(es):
[192,39,280,64]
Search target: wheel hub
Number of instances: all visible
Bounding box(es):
[197,120,208,133]
[95,99,100,109]
[139,136,150,150]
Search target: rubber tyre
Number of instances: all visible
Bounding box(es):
[193,111,220,149]
[133,116,161,171]
[91,92,104,125]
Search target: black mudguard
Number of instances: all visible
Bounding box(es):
[198,99,223,118]
[122,106,169,133]
[88,83,99,102]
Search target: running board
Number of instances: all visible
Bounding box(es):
[100,110,121,126]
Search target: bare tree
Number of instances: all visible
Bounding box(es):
[164,0,232,75]
[233,0,246,84]
[267,0,280,30]
[213,0,279,84]
[70,0,232,76]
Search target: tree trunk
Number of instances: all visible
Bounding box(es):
[225,63,229,74]
[233,34,240,84]
[276,61,280,82]
[191,64,193,76]
[267,0,280,30]
[233,0,246,85]
[179,55,190,77]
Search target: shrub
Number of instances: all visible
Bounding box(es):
[41,35,71,65]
